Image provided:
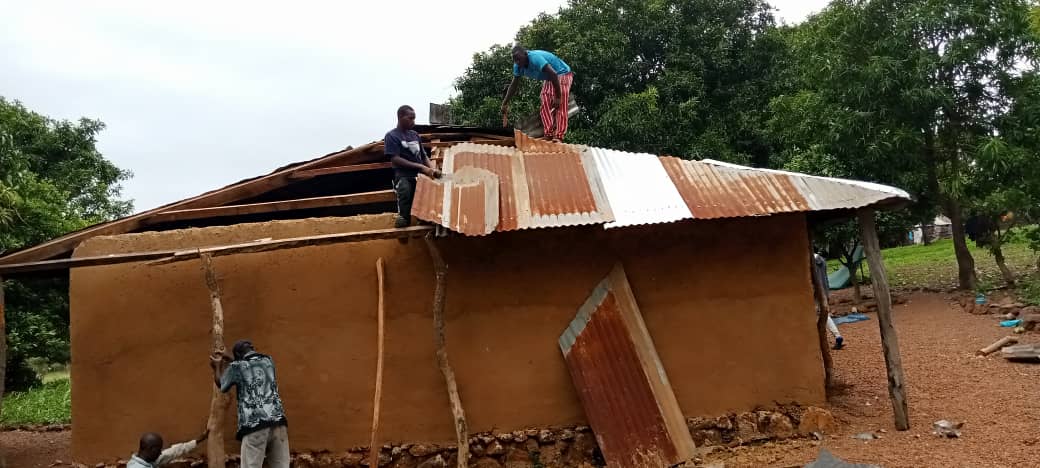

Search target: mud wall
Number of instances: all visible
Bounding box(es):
[69,212,823,462]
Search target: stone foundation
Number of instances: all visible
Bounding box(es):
[81,407,833,468]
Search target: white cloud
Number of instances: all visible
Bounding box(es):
[0,0,827,212]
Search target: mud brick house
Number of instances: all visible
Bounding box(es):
[0,126,911,466]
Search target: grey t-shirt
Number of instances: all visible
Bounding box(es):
[813,253,830,297]
[220,352,288,439]
[384,128,427,178]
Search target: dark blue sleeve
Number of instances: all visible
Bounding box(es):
[384,131,401,156]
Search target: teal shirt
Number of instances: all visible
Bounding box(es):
[513,50,571,80]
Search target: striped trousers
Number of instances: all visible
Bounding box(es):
[540,72,573,141]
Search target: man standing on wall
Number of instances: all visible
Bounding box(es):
[814,252,845,350]
[385,105,442,228]
[127,430,208,468]
[211,339,290,468]
[501,44,574,142]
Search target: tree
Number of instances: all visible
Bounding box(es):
[1,97,133,390]
[771,0,1039,290]
[450,0,788,166]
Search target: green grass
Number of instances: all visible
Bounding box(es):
[830,238,1038,290]
[1,378,71,426]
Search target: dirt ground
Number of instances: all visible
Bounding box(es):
[704,292,1040,468]
[0,430,70,468]
[4,292,1040,468]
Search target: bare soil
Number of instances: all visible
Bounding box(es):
[4,292,1040,468]
[704,292,1040,467]
[0,429,70,468]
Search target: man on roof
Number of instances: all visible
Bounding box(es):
[385,105,442,228]
[501,44,573,142]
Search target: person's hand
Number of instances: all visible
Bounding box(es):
[500,103,510,127]
[196,429,210,443]
[209,352,231,368]
[423,167,443,179]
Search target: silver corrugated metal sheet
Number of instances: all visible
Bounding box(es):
[588,148,693,228]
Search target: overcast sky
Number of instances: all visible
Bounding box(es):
[1,0,829,213]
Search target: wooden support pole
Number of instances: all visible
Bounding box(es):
[858,209,910,430]
[201,254,231,468]
[808,249,834,391]
[368,258,387,467]
[0,275,6,417]
[424,237,469,468]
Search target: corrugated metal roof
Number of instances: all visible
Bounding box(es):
[412,135,912,235]
[561,265,697,467]
[444,167,499,236]
[591,149,693,228]
[411,143,613,234]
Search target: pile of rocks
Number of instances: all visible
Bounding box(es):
[686,406,835,448]
[85,407,836,468]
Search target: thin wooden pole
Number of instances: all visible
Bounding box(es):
[201,254,231,467]
[423,237,469,468]
[858,209,910,430]
[368,258,386,467]
[808,249,834,392]
[0,275,7,417]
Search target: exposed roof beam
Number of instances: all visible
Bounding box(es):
[144,190,396,225]
[289,163,392,180]
[0,226,433,276]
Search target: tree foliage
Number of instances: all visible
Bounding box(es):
[450,0,788,165]
[1,97,133,390]
[772,0,1039,289]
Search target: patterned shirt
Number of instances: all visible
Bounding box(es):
[127,440,197,468]
[220,352,288,440]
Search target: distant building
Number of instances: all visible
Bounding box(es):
[911,215,953,244]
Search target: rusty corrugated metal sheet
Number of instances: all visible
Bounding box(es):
[413,142,613,232]
[514,129,584,153]
[411,175,444,224]
[561,265,697,468]
[661,157,912,219]
[445,167,499,236]
[660,156,810,219]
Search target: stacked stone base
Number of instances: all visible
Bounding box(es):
[88,406,834,468]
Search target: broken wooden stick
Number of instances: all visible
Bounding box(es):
[201,253,231,468]
[0,275,7,417]
[977,336,1019,356]
[368,258,386,467]
[424,236,469,468]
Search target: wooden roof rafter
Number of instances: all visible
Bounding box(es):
[0,127,511,265]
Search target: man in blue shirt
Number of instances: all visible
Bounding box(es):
[385,105,442,228]
[501,44,574,142]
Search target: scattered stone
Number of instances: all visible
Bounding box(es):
[537,429,554,443]
[933,420,964,438]
[558,429,575,441]
[798,407,837,435]
[525,428,540,438]
[853,432,879,441]
[470,443,486,457]
[409,445,438,458]
[416,454,447,468]
[715,415,734,431]
[342,453,365,467]
[496,432,513,442]
[485,441,506,456]
[512,430,528,443]
[478,435,494,445]
[524,438,539,453]
[471,458,503,468]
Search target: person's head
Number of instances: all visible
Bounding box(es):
[511,43,529,68]
[137,432,163,462]
[232,339,255,360]
[397,105,416,130]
